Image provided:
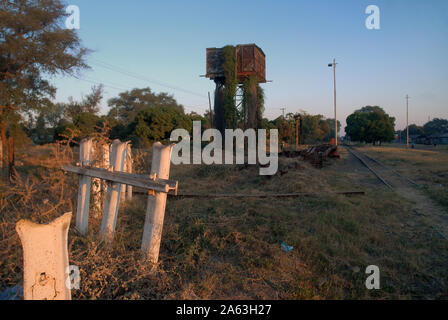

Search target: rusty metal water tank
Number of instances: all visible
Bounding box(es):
[206,44,266,83]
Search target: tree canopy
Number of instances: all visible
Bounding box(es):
[270,112,338,144]
[0,0,88,162]
[345,106,395,144]
[107,87,184,125]
[407,124,425,136]
[423,118,448,136]
[64,84,103,120]
[130,105,192,145]
[33,84,104,143]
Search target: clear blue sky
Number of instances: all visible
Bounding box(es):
[52,0,448,132]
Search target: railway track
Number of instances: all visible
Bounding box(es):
[344,144,448,240]
[345,145,420,190]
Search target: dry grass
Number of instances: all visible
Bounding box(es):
[357,143,448,211]
[1,142,447,299]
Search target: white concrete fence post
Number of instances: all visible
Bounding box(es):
[141,142,174,263]
[101,143,110,196]
[92,142,102,215]
[100,139,127,243]
[92,141,112,216]
[16,212,72,300]
[126,143,133,201]
[76,138,93,235]
[120,142,131,202]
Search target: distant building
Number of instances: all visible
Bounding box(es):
[394,132,448,145]
[410,134,427,145]
[427,133,448,145]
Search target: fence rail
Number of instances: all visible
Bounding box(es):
[62,165,178,194]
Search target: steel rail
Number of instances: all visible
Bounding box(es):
[356,150,420,187]
[345,146,394,190]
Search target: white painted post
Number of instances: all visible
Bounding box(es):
[120,176,126,201]
[92,177,101,213]
[92,142,102,215]
[126,143,133,201]
[76,138,93,235]
[141,142,174,263]
[101,143,110,195]
[100,140,127,243]
[16,212,72,300]
[120,142,130,201]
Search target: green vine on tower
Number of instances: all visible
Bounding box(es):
[222,45,238,129]
[241,75,264,129]
[221,45,265,129]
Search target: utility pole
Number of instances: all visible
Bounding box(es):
[280,108,286,118]
[328,59,338,146]
[294,114,299,149]
[406,95,409,148]
[208,92,213,129]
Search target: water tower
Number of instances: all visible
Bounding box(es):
[205,44,266,135]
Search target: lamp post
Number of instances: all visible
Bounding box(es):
[406,95,409,148]
[328,59,338,146]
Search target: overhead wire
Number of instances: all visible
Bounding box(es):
[90,58,207,98]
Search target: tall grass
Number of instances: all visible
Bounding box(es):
[1,144,447,299]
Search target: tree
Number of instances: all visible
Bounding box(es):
[301,113,328,143]
[107,87,184,125]
[64,85,103,120]
[407,124,425,136]
[423,118,448,136]
[396,124,425,144]
[72,112,102,139]
[204,109,214,129]
[318,119,331,141]
[188,111,209,132]
[272,116,293,143]
[6,111,31,147]
[260,117,275,130]
[54,118,75,141]
[324,118,342,141]
[271,112,333,144]
[33,113,48,144]
[345,106,395,144]
[82,84,103,114]
[55,113,108,142]
[0,0,88,168]
[129,106,192,145]
[42,102,66,128]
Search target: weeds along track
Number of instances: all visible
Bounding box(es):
[345,145,420,190]
[345,144,448,240]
